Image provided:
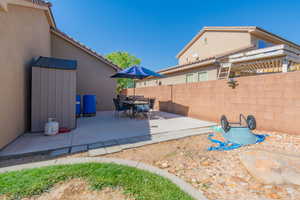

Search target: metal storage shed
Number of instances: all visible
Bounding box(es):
[31,56,77,132]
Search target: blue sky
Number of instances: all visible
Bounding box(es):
[50,0,300,71]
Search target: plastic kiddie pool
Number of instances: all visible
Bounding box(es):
[213,126,258,145]
[208,114,267,151]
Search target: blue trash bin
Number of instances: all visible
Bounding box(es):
[76,95,81,117]
[83,95,96,117]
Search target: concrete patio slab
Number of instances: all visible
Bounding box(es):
[0,111,216,158]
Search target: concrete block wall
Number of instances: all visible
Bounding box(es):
[124,71,300,134]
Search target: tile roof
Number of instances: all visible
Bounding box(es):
[158,56,216,74]
[51,28,122,71]
[158,45,255,74]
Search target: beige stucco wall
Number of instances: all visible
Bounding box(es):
[0,5,51,149]
[136,65,218,88]
[178,31,252,65]
[51,34,117,111]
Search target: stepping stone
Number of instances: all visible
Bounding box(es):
[240,150,300,185]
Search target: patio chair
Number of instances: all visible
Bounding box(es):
[134,103,150,119]
[149,98,155,110]
[117,94,128,101]
[148,98,156,119]
[113,98,130,118]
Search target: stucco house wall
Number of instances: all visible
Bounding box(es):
[136,65,218,88]
[51,33,117,111]
[178,31,252,65]
[0,4,51,149]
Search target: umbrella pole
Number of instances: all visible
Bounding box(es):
[133,80,136,96]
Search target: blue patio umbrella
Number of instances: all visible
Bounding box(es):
[111,65,163,79]
[111,65,163,94]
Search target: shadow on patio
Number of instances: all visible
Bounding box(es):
[0,111,215,160]
[159,101,190,116]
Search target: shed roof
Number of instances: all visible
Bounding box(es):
[33,56,77,70]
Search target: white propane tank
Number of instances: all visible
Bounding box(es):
[44,118,59,136]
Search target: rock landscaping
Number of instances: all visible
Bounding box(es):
[99,131,300,200]
[1,130,300,200]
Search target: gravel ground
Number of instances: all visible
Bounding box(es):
[1,131,300,200]
[99,131,300,200]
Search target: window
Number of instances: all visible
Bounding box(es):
[198,72,208,82]
[257,40,274,49]
[186,73,195,83]
[186,72,208,83]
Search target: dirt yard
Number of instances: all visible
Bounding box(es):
[11,179,134,200]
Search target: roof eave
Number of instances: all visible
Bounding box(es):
[157,58,217,75]
[47,6,56,28]
[249,28,300,50]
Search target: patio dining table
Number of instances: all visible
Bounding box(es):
[122,99,149,118]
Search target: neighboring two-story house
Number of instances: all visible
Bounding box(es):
[137,26,300,87]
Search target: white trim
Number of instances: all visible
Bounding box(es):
[229,45,285,59]
[229,45,300,64]
[230,50,285,63]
